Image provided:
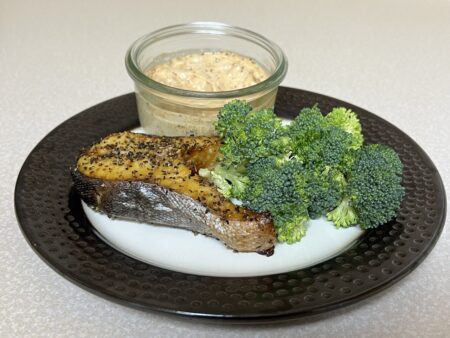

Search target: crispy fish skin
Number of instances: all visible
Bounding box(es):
[72,132,276,255]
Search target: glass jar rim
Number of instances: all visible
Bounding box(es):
[125,22,288,98]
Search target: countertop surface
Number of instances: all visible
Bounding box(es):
[1,0,449,337]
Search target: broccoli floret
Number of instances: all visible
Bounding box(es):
[218,107,289,166]
[287,105,324,152]
[327,144,405,229]
[199,165,249,199]
[325,107,364,150]
[324,107,364,174]
[272,204,309,244]
[242,157,310,243]
[349,144,405,228]
[305,167,345,218]
[288,105,354,169]
[242,157,306,211]
[215,99,252,138]
[319,126,354,168]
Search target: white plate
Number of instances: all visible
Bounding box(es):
[83,125,364,277]
[83,202,364,277]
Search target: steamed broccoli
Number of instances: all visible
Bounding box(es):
[216,101,289,166]
[327,144,405,229]
[215,99,252,138]
[199,164,249,199]
[325,107,364,173]
[203,100,404,244]
[326,196,358,228]
[325,107,364,150]
[286,105,324,164]
[305,167,345,218]
[242,157,310,243]
[272,204,309,244]
[242,157,305,211]
[287,106,355,170]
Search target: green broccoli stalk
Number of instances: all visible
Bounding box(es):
[199,165,249,199]
[272,204,309,244]
[326,196,358,227]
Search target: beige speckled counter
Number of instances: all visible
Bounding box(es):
[1,0,449,337]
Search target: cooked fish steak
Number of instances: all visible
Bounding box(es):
[72,132,276,255]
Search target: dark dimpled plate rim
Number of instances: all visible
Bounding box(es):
[14,87,446,323]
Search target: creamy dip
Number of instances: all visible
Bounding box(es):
[136,50,277,136]
[145,51,268,92]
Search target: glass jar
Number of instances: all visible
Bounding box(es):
[126,22,288,136]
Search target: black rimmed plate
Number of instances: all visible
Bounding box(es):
[14,87,446,323]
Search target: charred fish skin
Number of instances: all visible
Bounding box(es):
[72,169,275,255]
[72,168,213,235]
[71,132,276,255]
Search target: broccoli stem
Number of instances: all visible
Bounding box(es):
[199,165,248,199]
[326,196,358,228]
[275,216,308,244]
